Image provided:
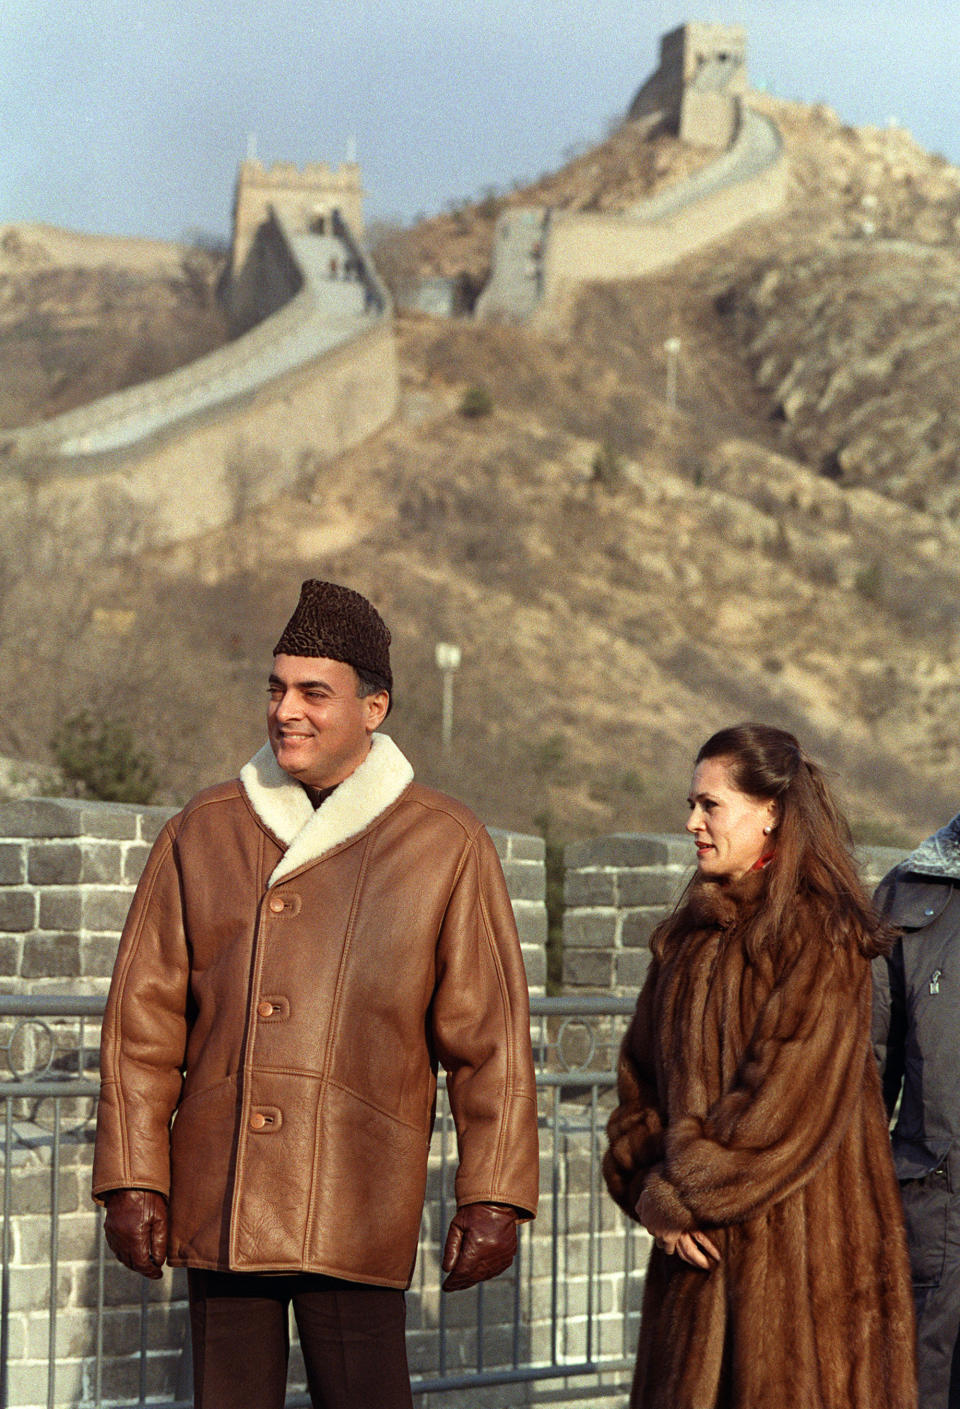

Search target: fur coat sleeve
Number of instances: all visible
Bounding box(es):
[602,960,665,1218]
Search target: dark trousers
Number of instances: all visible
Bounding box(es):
[187,1269,414,1409]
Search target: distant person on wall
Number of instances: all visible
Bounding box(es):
[92,578,539,1409]
[603,723,917,1409]
[874,810,960,1409]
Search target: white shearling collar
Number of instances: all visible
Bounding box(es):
[239,732,414,886]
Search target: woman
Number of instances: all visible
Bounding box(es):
[603,723,916,1409]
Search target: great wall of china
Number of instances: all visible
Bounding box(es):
[1,22,785,566]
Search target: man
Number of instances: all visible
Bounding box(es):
[93,579,539,1409]
[873,811,960,1409]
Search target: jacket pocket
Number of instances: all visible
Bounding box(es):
[899,1163,950,1288]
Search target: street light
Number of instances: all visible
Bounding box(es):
[434,642,461,752]
[664,336,681,410]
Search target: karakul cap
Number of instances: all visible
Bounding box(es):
[273,580,392,691]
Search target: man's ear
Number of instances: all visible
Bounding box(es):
[364,691,390,732]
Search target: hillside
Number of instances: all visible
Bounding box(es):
[2,97,959,848]
[0,224,228,428]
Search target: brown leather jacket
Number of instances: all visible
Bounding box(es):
[93,734,539,1288]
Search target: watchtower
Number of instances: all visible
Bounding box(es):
[628,21,748,148]
[229,159,366,280]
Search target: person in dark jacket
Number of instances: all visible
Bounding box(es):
[874,811,960,1409]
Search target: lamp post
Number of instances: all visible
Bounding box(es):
[664,336,681,410]
[434,642,461,753]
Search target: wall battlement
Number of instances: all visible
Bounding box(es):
[231,158,366,279]
[629,20,748,146]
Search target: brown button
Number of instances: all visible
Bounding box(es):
[268,896,285,914]
[250,1113,267,1130]
[257,1001,274,1018]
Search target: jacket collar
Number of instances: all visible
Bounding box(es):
[239,732,415,886]
[904,812,960,882]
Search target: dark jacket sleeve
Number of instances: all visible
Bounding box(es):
[429,825,539,1219]
[643,932,872,1231]
[871,870,907,1116]
[602,964,666,1219]
[92,820,191,1201]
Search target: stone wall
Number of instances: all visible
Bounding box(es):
[0,800,547,997]
[563,834,909,996]
[537,105,787,314]
[6,199,398,568]
[6,312,398,569]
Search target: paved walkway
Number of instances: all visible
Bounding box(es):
[9,217,385,459]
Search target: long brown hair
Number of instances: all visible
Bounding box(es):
[658,722,891,959]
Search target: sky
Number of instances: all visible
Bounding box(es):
[3,1,960,244]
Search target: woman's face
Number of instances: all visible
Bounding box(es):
[686,756,778,881]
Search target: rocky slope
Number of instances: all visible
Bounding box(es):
[2,98,959,847]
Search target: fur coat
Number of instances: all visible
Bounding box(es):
[603,871,917,1409]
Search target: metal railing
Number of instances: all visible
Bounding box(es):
[0,995,643,1409]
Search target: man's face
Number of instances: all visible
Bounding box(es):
[267,654,389,789]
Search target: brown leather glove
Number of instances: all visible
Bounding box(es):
[103,1188,168,1279]
[441,1201,518,1292]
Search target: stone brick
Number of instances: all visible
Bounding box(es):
[20,933,82,978]
[80,934,122,977]
[14,1210,102,1265]
[8,1167,83,1216]
[0,841,25,884]
[486,827,513,862]
[506,832,545,862]
[0,934,22,976]
[617,947,652,991]
[563,910,617,948]
[138,807,177,844]
[500,859,545,902]
[38,889,82,930]
[122,843,153,885]
[7,1264,72,1313]
[2,1310,25,1360]
[28,842,84,886]
[617,869,687,907]
[38,887,132,933]
[565,832,691,869]
[28,841,124,886]
[513,902,547,948]
[81,842,125,884]
[0,798,140,840]
[563,950,616,988]
[520,944,546,991]
[3,1361,51,1405]
[80,887,135,932]
[564,870,617,906]
[0,888,36,931]
[97,1349,182,1403]
[620,909,661,948]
